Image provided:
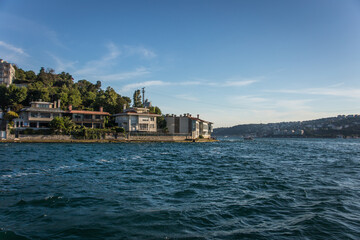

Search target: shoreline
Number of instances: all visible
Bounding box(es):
[0,138,219,143]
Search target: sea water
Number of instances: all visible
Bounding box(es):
[0,138,360,239]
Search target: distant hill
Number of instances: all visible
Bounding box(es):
[213,115,360,138]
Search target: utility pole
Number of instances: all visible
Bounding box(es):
[142,87,145,106]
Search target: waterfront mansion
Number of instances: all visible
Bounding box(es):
[165,113,213,139]
[113,107,161,132]
[13,100,110,129]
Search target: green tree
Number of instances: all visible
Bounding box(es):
[3,111,19,122]
[49,116,65,134]
[68,87,82,107]
[133,89,142,107]
[15,68,26,81]
[150,106,162,115]
[25,70,37,82]
[0,85,27,112]
[157,115,167,129]
[26,81,50,103]
[49,116,75,134]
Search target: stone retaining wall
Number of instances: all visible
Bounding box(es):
[7,134,73,141]
[128,135,187,141]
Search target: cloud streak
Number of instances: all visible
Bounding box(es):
[98,67,151,82]
[224,80,258,87]
[120,80,169,92]
[48,53,77,72]
[124,45,156,59]
[268,86,360,99]
[0,41,28,56]
[230,95,313,110]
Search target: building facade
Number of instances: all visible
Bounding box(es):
[165,114,213,139]
[14,100,65,129]
[67,105,110,129]
[0,59,15,87]
[113,107,160,132]
[13,101,109,129]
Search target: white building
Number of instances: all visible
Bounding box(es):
[0,59,15,87]
[113,107,161,132]
[165,113,213,139]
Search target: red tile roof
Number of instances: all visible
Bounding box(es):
[68,110,110,115]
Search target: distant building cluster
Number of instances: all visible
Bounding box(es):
[1,58,214,139]
[11,100,214,139]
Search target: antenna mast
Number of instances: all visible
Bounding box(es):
[142,87,145,106]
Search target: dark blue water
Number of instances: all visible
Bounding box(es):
[1,138,360,239]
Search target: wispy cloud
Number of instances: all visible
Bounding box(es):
[230,95,313,110]
[120,80,169,92]
[175,94,199,101]
[0,41,28,56]
[269,86,360,99]
[103,42,122,61]
[224,79,258,87]
[98,67,150,82]
[179,77,259,88]
[74,42,122,76]
[124,45,156,59]
[48,53,77,72]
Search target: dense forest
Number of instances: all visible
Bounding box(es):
[0,65,162,116]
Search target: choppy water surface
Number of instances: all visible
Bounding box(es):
[1,138,360,239]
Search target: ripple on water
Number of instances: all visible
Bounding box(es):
[0,139,360,239]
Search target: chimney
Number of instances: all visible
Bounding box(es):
[123,104,127,112]
[99,106,103,112]
[53,101,57,108]
[57,99,61,109]
[69,105,72,111]
[197,114,200,119]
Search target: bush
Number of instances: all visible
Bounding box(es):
[114,126,125,133]
[199,135,204,139]
[72,127,112,140]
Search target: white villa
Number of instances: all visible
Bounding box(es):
[165,113,213,139]
[113,107,161,132]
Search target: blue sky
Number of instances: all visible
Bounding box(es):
[1,0,360,127]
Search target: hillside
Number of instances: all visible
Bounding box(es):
[213,115,360,138]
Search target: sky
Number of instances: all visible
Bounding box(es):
[1,0,360,127]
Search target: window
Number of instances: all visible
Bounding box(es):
[73,114,82,121]
[40,113,50,118]
[38,104,49,108]
[95,115,101,119]
[139,124,148,130]
[150,117,154,121]
[39,122,49,128]
[150,124,155,129]
[30,112,38,118]
[84,114,92,120]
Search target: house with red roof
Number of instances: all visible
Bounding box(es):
[67,105,110,129]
